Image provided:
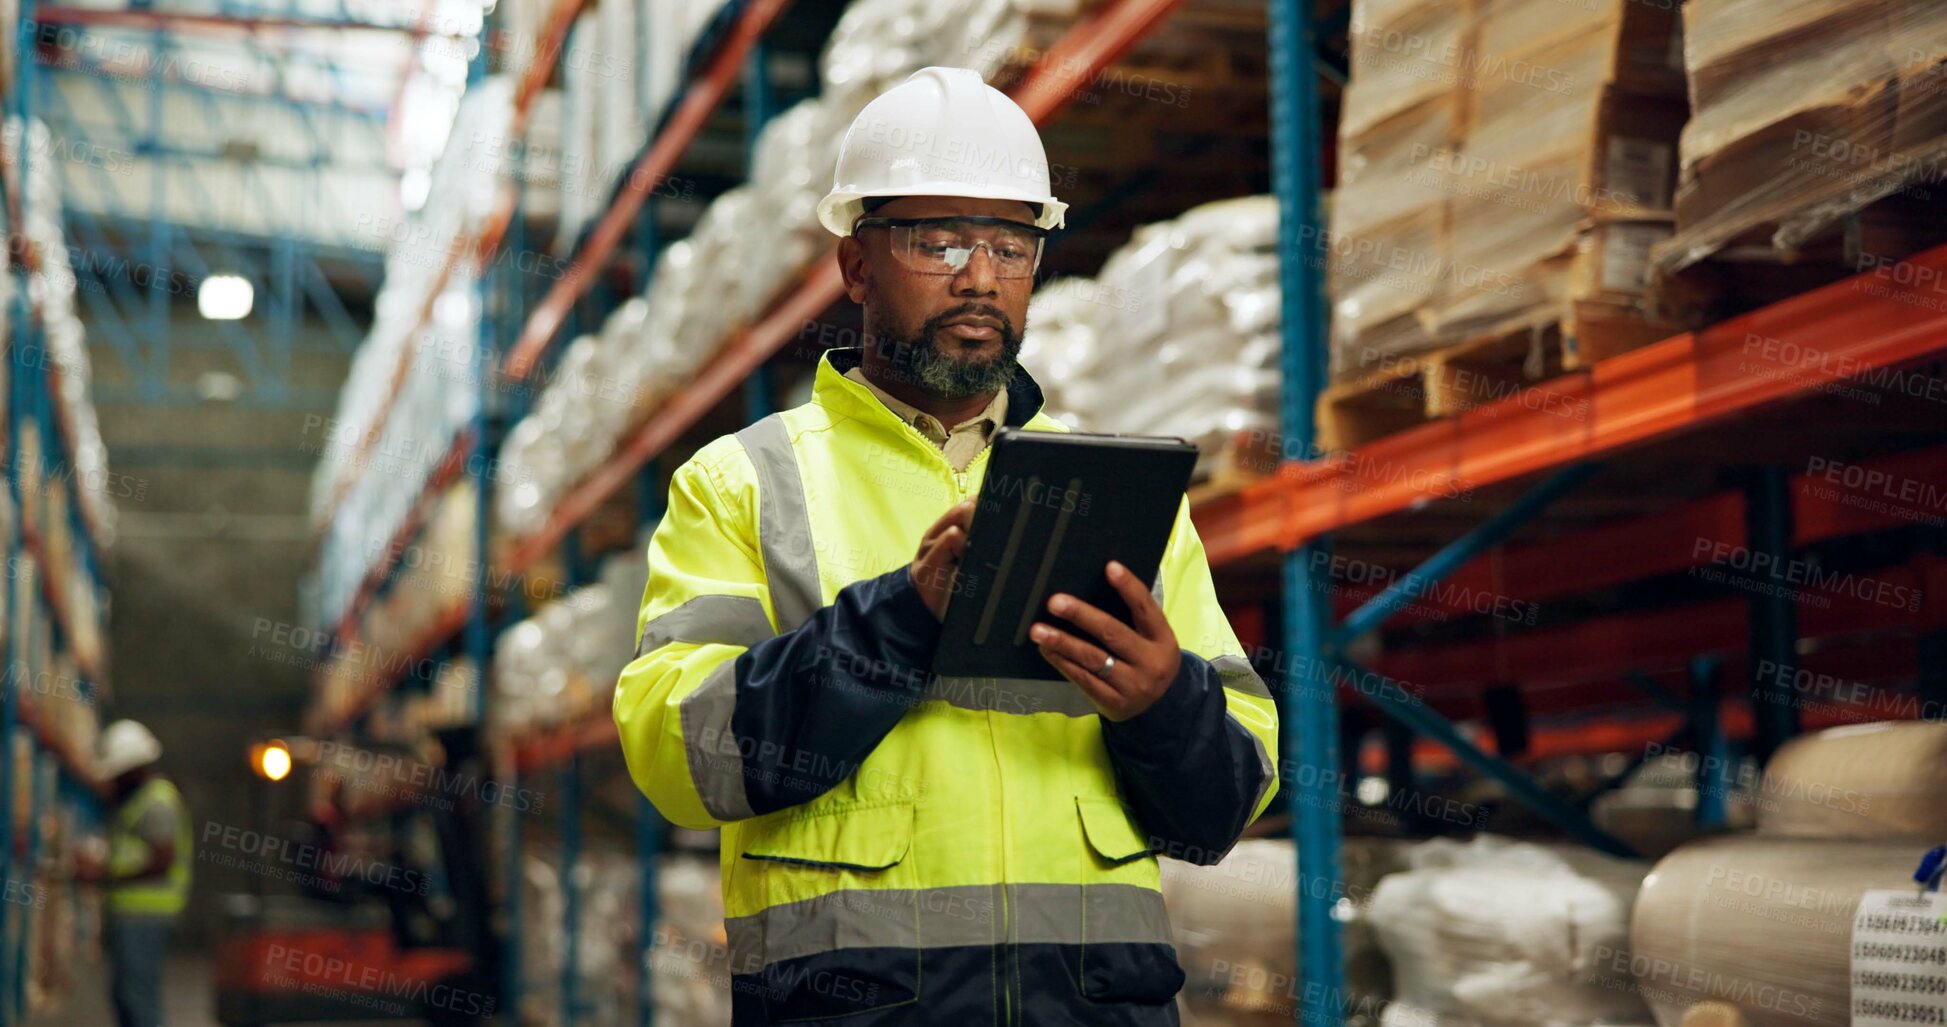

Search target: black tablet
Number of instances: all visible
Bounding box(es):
[933,427,1199,681]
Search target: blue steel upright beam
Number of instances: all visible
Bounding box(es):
[560,754,584,1027]
[0,5,39,1019]
[1745,467,1799,764]
[1688,655,1729,829]
[501,768,525,1018]
[1268,1,1342,1022]
[1339,658,1637,856]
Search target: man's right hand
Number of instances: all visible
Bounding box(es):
[910,498,976,621]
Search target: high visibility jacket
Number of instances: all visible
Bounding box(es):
[106,776,192,918]
[616,346,1279,1025]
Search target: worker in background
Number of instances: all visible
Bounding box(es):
[80,719,192,1027]
[616,66,1278,1024]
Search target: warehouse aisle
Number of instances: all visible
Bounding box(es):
[25,949,402,1027]
[26,950,214,1027]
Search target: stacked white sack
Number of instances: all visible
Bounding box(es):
[1366,835,1652,1027]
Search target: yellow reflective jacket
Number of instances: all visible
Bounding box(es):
[616,346,1279,1025]
[107,776,192,918]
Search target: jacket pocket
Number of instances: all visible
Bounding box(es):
[737,802,920,1021]
[1074,798,1183,1006]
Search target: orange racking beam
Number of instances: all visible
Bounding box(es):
[1196,243,1947,565]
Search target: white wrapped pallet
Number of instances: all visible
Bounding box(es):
[492,548,647,735]
[821,0,1030,120]
[1019,196,1282,472]
[742,98,845,316]
[1365,835,1652,1027]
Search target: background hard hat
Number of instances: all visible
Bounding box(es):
[817,66,1067,237]
[97,719,163,780]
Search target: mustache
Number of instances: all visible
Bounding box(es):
[922,303,1016,342]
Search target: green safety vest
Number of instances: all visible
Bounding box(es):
[106,776,191,917]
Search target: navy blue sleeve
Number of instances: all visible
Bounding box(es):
[728,565,939,815]
[1101,651,1268,865]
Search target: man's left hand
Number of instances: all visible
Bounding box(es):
[1030,561,1180,721]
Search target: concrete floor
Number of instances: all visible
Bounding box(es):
[26,949,407,1027]
[27,949,218,1027]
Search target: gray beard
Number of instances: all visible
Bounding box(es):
[866,310,1023,400]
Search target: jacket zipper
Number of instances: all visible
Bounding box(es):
[890,412,1010,1018]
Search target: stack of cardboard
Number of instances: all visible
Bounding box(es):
[1330,0,1688,384]
[1655,0,1947,272]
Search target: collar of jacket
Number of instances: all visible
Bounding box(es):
[814,346,1048,434]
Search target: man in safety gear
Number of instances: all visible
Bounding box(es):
[82,718,192,1027]
[616,66,1278,1024]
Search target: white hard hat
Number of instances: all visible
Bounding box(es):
[817,66,1067,237]
[97,719,162,780]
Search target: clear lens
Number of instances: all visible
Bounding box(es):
[868,217,1045,279]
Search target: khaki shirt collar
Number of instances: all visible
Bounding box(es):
[843,365,1008,448]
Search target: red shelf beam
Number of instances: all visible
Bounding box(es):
[1377,553,1947,697]
[1194,242,1947,565]
[1318,442,1947,630]
[500,0,795,382]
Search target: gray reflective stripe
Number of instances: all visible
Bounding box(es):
[1211,653,1272,699]
[635,594,776,658]
[919,659,1265,716]
[679,661,755,822]
[919,675,1099,717]
[1151,575,1164,609]
[735,415,822,633]
[1017,882,1172,947]
[726,883,1169,972]
[1210,653,1277,839]
[1237,714,1276,821]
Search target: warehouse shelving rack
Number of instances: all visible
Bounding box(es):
[1233,9,1947,1019]
[0,2,111,1021]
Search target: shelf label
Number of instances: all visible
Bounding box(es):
[1853,890,1947,1027]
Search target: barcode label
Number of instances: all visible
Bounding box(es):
[1855,891,1947,1027]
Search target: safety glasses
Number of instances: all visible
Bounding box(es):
[852,215,1048,280]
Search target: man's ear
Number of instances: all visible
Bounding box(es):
[838,236,869,305]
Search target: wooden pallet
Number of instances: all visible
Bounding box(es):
[1656,191,1947,329]
[1315,278,1697,452]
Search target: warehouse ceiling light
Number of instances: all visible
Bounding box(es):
[198,274,253,320]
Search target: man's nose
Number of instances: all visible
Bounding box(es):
[951,243,1000,296]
